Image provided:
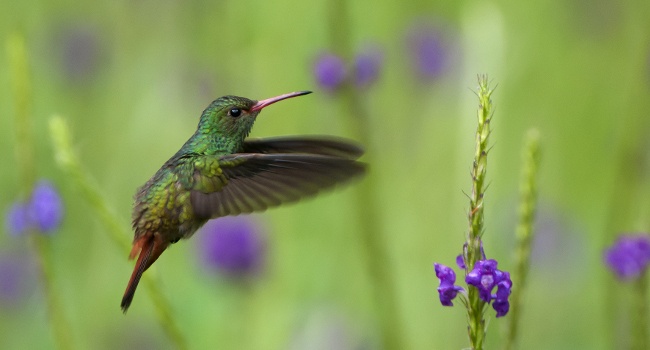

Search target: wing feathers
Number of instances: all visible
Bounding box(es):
[242,136,364,159]
[190,153,365,219]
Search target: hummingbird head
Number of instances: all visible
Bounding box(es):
[198,91,312,145]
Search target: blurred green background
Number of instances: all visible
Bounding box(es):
[2,0,650,349]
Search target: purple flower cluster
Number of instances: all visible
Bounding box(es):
[312,18,456,91]
[313,46,384,92]
[5,181,64,236]
[434,256,512,318]
[465,260,512,317]
[197,216,266,279]
[604,234,650,280]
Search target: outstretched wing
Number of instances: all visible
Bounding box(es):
[190,153,366,219]
[241,136,364,159]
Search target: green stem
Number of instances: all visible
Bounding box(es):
[325,1,403,349]
[7,33,75,350]
[342,82,401,350]
[632,275,649,350]
[465,75,494,350]
[326,0,352,58]
[143,277,188,349]
[346,81,403,350]
[7,33,35,193]
[30,235,76,350]
[352,166,403,350]
[48,116,188,350]
[505,129,541,350]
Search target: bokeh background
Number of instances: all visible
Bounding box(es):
[2,0,650,349]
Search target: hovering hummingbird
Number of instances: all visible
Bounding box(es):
[122,91,365,312]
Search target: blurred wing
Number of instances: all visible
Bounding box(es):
[242,136,364,159]
[190,154,366,219]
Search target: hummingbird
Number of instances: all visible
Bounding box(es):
[121,91,365,312]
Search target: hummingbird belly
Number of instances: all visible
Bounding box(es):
[132,172,196,243]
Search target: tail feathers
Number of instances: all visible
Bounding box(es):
[121,233,168,313]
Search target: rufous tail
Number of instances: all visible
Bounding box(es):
[121,233,167,313]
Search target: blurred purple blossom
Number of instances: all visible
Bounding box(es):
[0,253,34,308]
[312,44,384,92]
[406,22,449,81]
[29,181,64,233]
[57,24,103,82]
[524,205,586,275]
[434,263,464,306]
[604,234,650,280]
[6,202,29,237]
[197,216,265,278]
[353,46,383,88]
[313,53,347,92]
[5,180,63,236]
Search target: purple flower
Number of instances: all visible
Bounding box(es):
[436,253,512,317]
[528,205,585,273]
[465,259,512,317]
[466,259,502,302]
[6,202,30,237]
[5,180,63,236]
[313,53,347,92]
[604,234,650,280]
[492,299,509,318]
[353,46,383,88]
[456,254,466,269]
[57,24,103,82]
[434,263,464,306]
[197,216,265,278]
[493,274,512,317]
[28,181,64,233]
[406,22,449,80]
[0,253,34,308]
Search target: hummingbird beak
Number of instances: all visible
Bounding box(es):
[250,91,312,112]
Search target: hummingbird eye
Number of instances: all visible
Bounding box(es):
[228,108,242,118]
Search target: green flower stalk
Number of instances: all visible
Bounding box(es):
[465,75,494,350]
[433,76,514,349]
[7,33,75,350]
[48,116,187,350]
[7,33,35,192]
[466,76,492,263]
[321,1,402,349]
[632,275,649,350]
[505,129,541,350]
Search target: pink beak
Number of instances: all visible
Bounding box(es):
[250,91,312,112]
